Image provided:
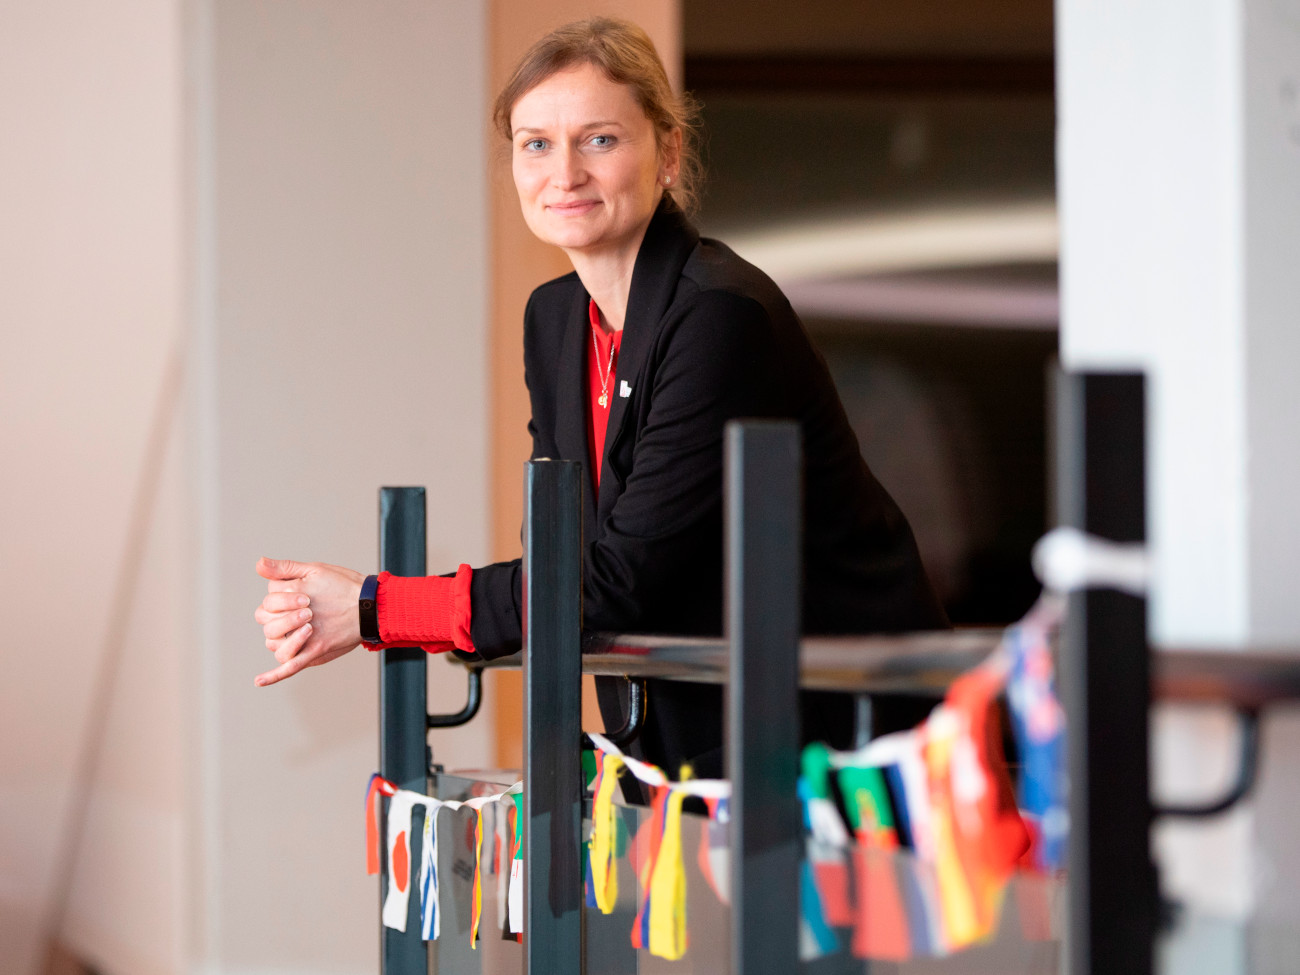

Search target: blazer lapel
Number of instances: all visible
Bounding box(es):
[553,282,598,547]
[597,202,700,524]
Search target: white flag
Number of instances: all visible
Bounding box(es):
[381,790,423,931]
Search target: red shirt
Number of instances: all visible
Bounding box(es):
[372,297,619,654]
[585,298,623,496]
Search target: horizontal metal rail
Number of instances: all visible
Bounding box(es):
[471,630,1300,706]
[578,630,997,694]
[1151,649,1300,707]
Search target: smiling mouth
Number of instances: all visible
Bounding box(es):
[548,200,600,213]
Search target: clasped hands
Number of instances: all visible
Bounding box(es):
[252,556,366,686]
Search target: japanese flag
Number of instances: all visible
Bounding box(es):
[382,790,424,931]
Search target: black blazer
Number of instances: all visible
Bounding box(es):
[466,202,947,776]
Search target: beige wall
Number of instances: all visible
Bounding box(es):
[1,1,493,973]
[198,1,492,971]
[487,0,681,770]
[0,3,189,974]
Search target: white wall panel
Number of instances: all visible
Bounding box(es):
[198,1,491,969]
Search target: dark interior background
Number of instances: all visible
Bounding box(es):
[684,0,1058,625]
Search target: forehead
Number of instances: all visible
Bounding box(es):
[510,63,648,132]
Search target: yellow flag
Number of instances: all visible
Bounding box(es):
[648,790,688,960]
[589,752,624,914]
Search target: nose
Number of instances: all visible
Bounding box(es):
[551,145,586,191]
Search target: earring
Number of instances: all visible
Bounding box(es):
[663,175,673,186]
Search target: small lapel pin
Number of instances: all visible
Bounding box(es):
[619,380,632,398]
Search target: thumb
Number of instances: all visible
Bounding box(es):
[256,556,311,581]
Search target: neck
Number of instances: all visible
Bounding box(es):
[572,256,633,332]
[565,213,655,333]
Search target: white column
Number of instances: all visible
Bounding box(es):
[1058,0,1300,646]
[1057,0,1300,955]
[1057,0,1250,645]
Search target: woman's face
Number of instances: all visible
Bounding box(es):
[510,62,675,261]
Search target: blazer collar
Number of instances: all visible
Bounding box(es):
[598,201,699,487]
[553,281,596,539]
[553,201,701,535]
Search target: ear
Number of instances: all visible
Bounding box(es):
[660,127,683,184]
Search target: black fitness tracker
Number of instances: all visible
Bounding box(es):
[359,574,381,644]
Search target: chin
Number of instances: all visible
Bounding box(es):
[538,222,605,251]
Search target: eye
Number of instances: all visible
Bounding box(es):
[589,134,615,148]
[521,138,547,152]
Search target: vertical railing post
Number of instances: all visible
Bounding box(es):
[726,420,802,975]
[1056,372,1155,975]
[523,460,584,974]
[378,487,428,975]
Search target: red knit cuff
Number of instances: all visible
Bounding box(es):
[451,563,475,653]
[368,567,476,656]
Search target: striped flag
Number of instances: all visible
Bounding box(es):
[631,786,669,951]
[419,800,442,940]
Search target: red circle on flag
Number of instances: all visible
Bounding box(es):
[393,832,408,892]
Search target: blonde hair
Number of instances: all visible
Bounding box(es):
[493,17,704,216]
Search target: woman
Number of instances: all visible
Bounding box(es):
[253,18,946,777]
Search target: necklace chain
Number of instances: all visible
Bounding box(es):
[592,325,616,408]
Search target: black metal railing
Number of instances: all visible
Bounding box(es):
[374,377,1300,975]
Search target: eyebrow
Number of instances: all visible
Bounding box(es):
[513,120,628,136]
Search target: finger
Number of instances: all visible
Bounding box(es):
[261,591,311,614]
[263,632,304,654]
[260,608,312,640]
[256,556,311,582]
[255,641,316,687]
[273,622,312,664]
[256,639,356,687]
[254,594,310,623]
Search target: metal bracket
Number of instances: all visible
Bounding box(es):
[853,693,874,749]
[426,666,483,728]
[582,677,646,750]
[1154,707,1261,818]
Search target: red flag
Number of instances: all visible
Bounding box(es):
[365,774,398,875]
[851,846,911,961]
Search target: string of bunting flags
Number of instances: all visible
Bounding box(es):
[799,594,1067,961]
[364,595,1067,962]
[365,775,524,946]
[582,730,731,961]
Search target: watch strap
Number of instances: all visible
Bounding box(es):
[359,574,381,644]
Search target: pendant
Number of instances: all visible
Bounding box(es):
[598,392,608,408]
